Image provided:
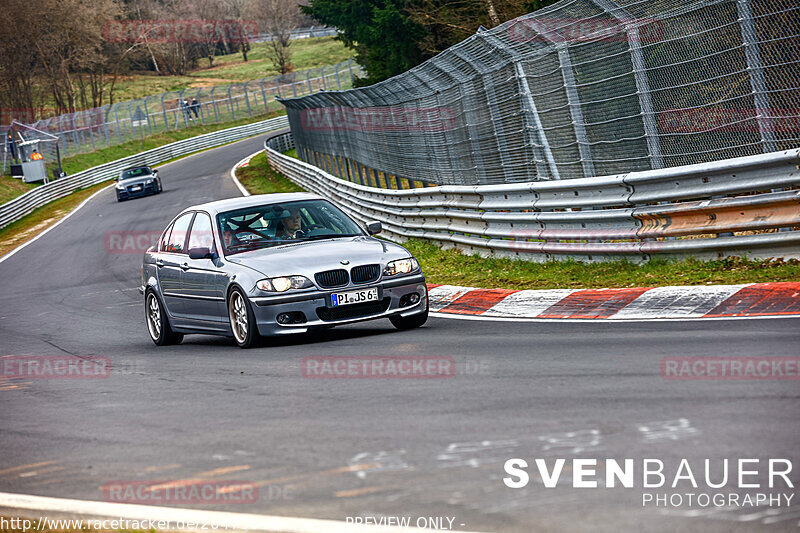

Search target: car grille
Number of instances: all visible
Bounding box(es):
[316,298,391,322]
[315,269,349,288]
[351,264,380,284]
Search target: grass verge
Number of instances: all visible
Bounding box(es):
[0,176,38,205]
[236,151,304,194]
[245,155,800,289]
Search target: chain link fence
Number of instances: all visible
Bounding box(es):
[1,59,359,177]
[281,0,800,186]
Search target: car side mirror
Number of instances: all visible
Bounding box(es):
[153,169,158,174]
[188,247,214,260]
[366,221,382,235]
[114,176,119,181]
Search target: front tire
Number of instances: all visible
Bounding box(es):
[145,289,183,346]
[390,307,429,330]
[228,287,262,348]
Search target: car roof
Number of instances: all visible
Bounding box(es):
[184,192,324,216]
[121,165,151,172]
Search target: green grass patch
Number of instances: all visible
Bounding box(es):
[236,151,304,195]
[109,37,352,101]
[0,175,37,205]
[403,238,800,289]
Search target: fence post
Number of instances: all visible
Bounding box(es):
[259,80,269,112]
[556,47,595,178]
[321,66,327,91]
[736,0,777,153]
[210,87,220,123]
[161,93,170,130]
[514,62,561,180]
[227,86,235,120]
[243,82,253,117]
[113,105,124,144]
[334,63,341,89]
[591,0,664,169]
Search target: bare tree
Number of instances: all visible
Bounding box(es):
[253,0,301,74]
[224,0,255,62]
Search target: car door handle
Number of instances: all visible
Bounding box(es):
[155,259,164,268]
[181,262,190,271]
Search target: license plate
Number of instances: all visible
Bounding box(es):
[130,186,142,192]
[331,287,378,307]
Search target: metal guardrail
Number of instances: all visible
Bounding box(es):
[265,132,800,261]
[0,116,288,230]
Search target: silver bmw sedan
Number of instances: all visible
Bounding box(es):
[140,193,428,348]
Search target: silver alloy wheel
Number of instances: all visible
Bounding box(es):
[229,291,249,343]
[146,293,161,340]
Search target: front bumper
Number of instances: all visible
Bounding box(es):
[249,273,427,336]
[117,181,158,199]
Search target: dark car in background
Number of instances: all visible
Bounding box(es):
[116,165,162,201]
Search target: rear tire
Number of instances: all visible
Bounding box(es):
[145,289,183,346]
[390,307,429,330]
[228,287,262,348]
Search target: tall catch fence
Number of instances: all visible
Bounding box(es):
[281,0,800,186]
[1,60,358,176]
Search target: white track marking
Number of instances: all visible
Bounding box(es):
[484,289,576,318]
[0,184,113,265]
[230,151,263,197]
[0,491,485,533]
[608,285,752,319]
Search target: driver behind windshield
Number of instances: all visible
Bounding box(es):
[276,208,303,239]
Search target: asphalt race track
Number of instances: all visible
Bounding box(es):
[1,135,799,532]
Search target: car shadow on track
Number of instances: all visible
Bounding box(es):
[174,321,434,350]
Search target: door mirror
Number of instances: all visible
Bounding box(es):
[366,221,382,235]
[153,169,158,174]
[188,247,214,260]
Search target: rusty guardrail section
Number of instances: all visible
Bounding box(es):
[265,132,800,262]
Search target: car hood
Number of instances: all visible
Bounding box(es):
[224,236,412,278]
[118,176,155,187]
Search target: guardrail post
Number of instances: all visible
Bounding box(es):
[736,0,777,153]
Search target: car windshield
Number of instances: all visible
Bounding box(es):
[217,199,364,255]
[121,167,151,179]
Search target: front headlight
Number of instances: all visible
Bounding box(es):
[256,275,313,292]
[146,178,154,184]
[384,258,419,276]
[115,183,125,189]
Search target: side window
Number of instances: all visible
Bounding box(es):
[188,212,215,251]
[165,213,194,254]
[159,224,173,252]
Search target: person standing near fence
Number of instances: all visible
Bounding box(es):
[191,98,200,119]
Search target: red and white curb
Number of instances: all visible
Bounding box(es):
[427,282,800,320]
